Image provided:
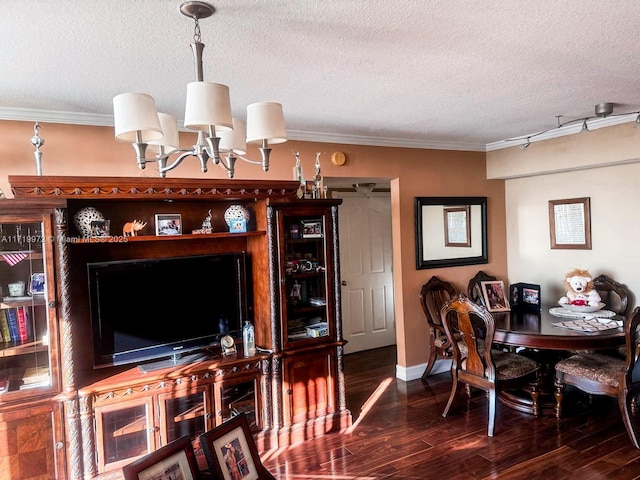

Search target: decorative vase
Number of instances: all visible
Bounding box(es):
[223,204,250,227]
[73,207,105,237]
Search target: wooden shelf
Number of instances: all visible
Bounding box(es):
[69,230,266,244]
[112,416,147,437]
[0,339,47,358]
[173,403,205,422]
[1,296,46,309]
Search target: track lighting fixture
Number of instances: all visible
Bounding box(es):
[505,103,640,148]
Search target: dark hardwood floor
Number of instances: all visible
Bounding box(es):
[262,345,640,479]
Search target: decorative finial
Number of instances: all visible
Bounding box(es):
[30,122,45,176]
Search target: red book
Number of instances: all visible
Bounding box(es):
[16,307,29,342]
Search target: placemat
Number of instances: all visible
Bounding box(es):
[551,318,623,333]
[548,307,616,319]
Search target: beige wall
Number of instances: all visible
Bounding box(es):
[487,122,640,310]
[0,119,507,373]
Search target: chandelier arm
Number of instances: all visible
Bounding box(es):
[155,148,209,177]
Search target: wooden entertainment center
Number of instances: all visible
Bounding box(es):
[3,176,352,480]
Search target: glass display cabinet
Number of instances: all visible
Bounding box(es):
[0,211,58,399]
[271,201,342,350]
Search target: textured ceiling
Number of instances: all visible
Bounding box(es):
[3,0,640,152]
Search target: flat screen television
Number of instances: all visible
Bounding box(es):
[87,252,248,370]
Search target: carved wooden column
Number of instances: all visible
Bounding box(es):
[55,207,85,480]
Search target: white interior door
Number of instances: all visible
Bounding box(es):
[336,193,395,354]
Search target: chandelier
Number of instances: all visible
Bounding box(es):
[112,1,287,178]
[505,102,640,149]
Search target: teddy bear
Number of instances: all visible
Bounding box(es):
[558,268,602,307]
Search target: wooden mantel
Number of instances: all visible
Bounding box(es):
[9,175,301,201]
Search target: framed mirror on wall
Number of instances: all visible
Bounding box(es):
[415,196,488,269]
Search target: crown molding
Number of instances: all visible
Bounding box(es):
[0,107,487,152]
[5,106,633,154]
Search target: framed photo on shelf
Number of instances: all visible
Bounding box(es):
[301,220,323,238]
[155,214,182,236]
[480,280,511,312]
[509,282,541,311]
[28,272,45,296]
[199,412,274,480]
[121,435,201,480]
[548,197,591,250]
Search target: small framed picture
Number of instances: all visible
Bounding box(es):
[301,220,323,238]
[199,413,273,480]
[229,218,247,233]
[480,280,511,312]
[510,282,541,311]
[89,219,111,237]
[155,214,182,236]
[122,435,200,480]
[28,272,45,296]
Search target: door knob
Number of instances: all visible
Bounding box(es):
[341,281,347,286]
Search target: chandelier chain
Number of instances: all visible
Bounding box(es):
[193,16,202,43]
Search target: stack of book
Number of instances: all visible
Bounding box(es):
[0,307,33,343]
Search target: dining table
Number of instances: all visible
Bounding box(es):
[492,305,625,415]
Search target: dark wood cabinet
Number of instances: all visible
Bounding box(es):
[7,176,351,478]
[0,199,66,480]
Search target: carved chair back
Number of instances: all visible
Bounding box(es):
[467,270,497,308]
[593,274,631,316]
[441,293,540,436]
[419,276,457,380]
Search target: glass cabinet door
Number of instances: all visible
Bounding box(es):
[94,397,157,472]
[0,215,55,398]
[216,376,261,432]
[159,387,212,444]
[278,207,336,348]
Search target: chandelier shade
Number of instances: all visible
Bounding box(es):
[113,93,163,143]
[148,113,180,154]
[246,102,287,144]
[183,81,233,131]
[219,117,247,155]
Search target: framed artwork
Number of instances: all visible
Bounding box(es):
[443,206,471,247]
[155,214,182,236]
[481,280,511,312]
[510,283,541,311]
[414,196,488,269]
[548,197,591,249]
[121,435,201,480]
[199,413,273,480]
[28,272,45,296]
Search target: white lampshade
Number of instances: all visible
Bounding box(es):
[246,102,287,144]
[184,81,233,131]
[148,113,180,153]
[219,117,247,155]
[113,93,163,143]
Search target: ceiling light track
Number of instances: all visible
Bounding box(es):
[506,103,640,149]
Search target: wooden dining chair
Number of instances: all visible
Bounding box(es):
[441,293,540,436]
[419,276,457,380]
[467,270,497,308]
[554,306,640,448]
[593,274,631,316]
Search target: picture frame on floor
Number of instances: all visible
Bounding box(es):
[122,435,201,480]
[199,413,275,480]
